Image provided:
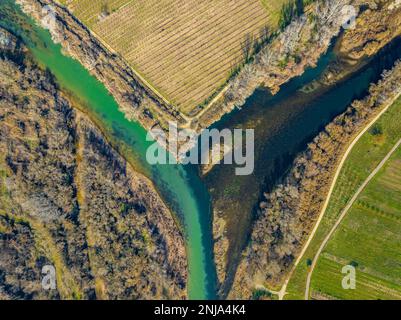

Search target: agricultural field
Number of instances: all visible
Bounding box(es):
[311,147,401,299]
[58,0,285,115]
[285,96,401,300]
[59,0,131,27]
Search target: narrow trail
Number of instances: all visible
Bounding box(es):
[304,136,401,299]
[275,92,401,300]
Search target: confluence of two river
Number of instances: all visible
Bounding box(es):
[3,0,401,300]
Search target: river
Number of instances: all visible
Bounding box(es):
[205,33,401,294]
[0,0,216,300]
[2,0,401,300]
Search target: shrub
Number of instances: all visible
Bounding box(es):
[278,0,306,30]
[369,123,383,136]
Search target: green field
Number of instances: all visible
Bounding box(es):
[285,96,401,299]
[311,146,401,299]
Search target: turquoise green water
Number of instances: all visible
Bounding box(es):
[0,0,216,299]
[4,0,401,301]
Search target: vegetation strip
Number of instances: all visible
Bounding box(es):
[285,90,401,300]
[305,136,401,299]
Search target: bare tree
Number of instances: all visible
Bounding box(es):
[259,25,270,43]
[241,33,253,62]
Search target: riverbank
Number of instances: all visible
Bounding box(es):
[286,81,401,300]
[228,58,401,299]
[207,0,401,298]
[0,1,217,299]
[16,0,357,156]
[305,98,401,300]
[7,0,401,301]
[281,91,401,300]
[0,27,188,299]
[16,0,185,134]
[197,0,353,132]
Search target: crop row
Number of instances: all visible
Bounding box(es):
[74,0,273,111]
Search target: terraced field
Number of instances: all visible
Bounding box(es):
[59,0,281,115]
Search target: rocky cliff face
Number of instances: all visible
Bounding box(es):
[0,29,187,300]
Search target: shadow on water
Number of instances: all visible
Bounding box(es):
[205,35,401,297]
